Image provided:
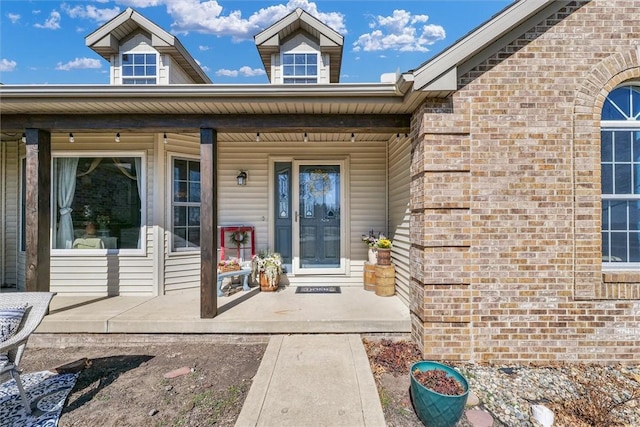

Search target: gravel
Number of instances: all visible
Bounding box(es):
[454,362,640,427]
[365,339,640,427]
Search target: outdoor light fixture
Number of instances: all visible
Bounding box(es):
[69,133,75,143]
[303,132,308,143]
[163,133,168,144]
[256,132,260,142]
[350,133,355,142]
[236,170,248,186]
[21,133,26,143]
[115,132,121,142]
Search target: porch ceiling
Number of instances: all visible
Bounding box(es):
[0,83,420,138]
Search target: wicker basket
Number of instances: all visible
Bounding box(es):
[219,264,241,273]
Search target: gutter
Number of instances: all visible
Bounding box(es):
[0,82,410,100]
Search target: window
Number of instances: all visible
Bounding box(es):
[172,158,200,251]
[52,156,143,250]
[121,53,157,84]
[282,53,317,84]
[601,85,640,264]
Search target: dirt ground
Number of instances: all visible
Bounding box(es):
[20,342,266,427]
[18,338,423,427]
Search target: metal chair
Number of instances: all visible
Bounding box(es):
[0,292,55,414]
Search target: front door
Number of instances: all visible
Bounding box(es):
[293,161,345,274]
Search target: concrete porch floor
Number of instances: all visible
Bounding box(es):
[35,286,411,335]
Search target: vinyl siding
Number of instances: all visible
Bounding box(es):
[163,133,201,292]
[48,133,156,296]
[217,138,388,286]
[1,141,20,288]
[8,131,392,295]
[388,134,411,306]
[166,56,194,84]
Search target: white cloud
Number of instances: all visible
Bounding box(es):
[215,68,238,77]
[201,65,210,72]
[199,45,210,51]
[161,0,344,41]
[0,59,17,72]
[56,57,102,71]
[238,66,265,77]
[7,13,21,24]
[62,4,121,23]
[214,66,265,78]
[34,10,61,30]
[117,0,163,7]
[353,9,445,53]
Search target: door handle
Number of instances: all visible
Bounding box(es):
[295,211,298,222]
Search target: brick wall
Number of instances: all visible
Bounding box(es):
[410,0,640,363]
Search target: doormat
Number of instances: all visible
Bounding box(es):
[295,286,341,294]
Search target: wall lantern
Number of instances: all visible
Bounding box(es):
[236,170,248,186]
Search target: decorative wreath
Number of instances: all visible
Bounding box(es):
[230,231,248,246]
[306,169,332,198]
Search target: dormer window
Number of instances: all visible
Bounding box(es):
[122,53,157,84]
[283,53,318,84]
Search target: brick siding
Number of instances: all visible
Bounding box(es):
[410,0,640,363]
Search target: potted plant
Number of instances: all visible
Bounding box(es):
[251,250,283,292]
[410,361,469,427]
[96,214,110,231]
[376,236,392,265]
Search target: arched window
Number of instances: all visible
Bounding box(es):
[601,85,640,265]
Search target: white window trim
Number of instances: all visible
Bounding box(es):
[120,51,158,85]
[281,51,319,84]
[600,125,640,269]
[51,150,147,256]
[168,154,201,255]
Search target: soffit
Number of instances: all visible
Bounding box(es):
[0,84,413,116]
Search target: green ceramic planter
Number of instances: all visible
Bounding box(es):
[410,361,469,427]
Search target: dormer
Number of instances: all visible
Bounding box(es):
[254,8,344,84]
[85,8,211,85]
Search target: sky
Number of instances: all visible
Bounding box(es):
[0,0,513,85]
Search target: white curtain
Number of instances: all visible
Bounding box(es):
[134,158,143,249]
[56,158,79,249]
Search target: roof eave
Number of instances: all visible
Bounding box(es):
[412,0,571,92]
[85,7,211,84]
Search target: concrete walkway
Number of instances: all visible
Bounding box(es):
[236,334,385,427]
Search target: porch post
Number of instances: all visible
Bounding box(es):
[200,128,218,318]
[24,128,51,292]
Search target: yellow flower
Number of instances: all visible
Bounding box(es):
[377,238,392,249]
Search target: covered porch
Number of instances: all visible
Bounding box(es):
[32,285,410,335]
[1,83,418,320]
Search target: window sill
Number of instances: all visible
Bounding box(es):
[598,271,640,300]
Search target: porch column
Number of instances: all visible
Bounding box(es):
[25,128,51,292]
[200,128,218,318]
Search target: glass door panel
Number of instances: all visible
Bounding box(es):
[294,162,344,274]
